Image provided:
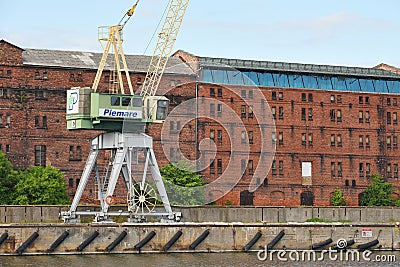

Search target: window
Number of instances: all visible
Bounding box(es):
[330,109,335,122]
[241,105,246,118]
[42,116,47,128]
[69,178,73,188]
[394,98,398,106]
[394,164,398,179]
[359,96,363,104]
[337,134,342,147]
[279,160,283,175]
[34,145,46,166]
[210,129,215,141]
[210,160,215,174]
[308,133,313,146]
[278,107,283,120]
[272,106,276,119]
[308,93,313,102]
[387,163,392,178]
[366,163,371,177]
[122,97,131,106]
[210,88,215,97]
[394,112,398,125]
[169,121,175,133]
[301,93,306,101]
[5,144,10,153]
[36,71,41,79]
[359,163,364,177]
[330,95,335,103]
[217,159,222,174]
[278,132,283,146]
[366,135,370,148]
[387,136,392,149]
[248,160,254,174]
[394,136,398,148]
[248,90,253,99]
[272,92,277,100]
[241,131,246,144]
[35,90,47,100]
[387,112,391,125]
[331,162,336,177]
[217,104,222,116]
[249,131,254,144]
[170,80,176,87]
[248,105,254,118]
[359,111,363,123]
[111,96,120,106]
[337,95,342,103]
[365,111,370,123]
[331,134,335,147]
[337,110,342,122]
[272,132,276,145]
[217,130,222,143]
[210,103,215,117]
[387,98,391,106]
[241,90,246,98]
[7,70,12,76]
[43,71,48,79]
[308,108,313,121]
[272,160,277,175]
[365,97,370,104]
[217,88,222,97]
[278,92,283,100]
[301,108,306,121]
[302,133,307,146]
[136,77,142,84]
[359,135,364,148]
[338,162,343,177]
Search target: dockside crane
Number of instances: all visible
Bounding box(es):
[62,0,189,223]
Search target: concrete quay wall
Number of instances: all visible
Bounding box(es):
[0,223,399,255]
[1,206,400,224]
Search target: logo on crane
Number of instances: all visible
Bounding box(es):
[67,90,79,114]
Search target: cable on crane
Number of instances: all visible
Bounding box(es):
[142,0,170,55]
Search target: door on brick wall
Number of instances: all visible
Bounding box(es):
[240,190,254,206]
[300,191,314,206]
[358,192,365,206]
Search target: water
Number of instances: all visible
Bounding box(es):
[0,252,398,267]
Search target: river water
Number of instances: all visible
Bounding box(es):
[0,252,398,267]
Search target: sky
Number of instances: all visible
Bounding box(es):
[1,0,400,68]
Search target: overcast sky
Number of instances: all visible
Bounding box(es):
[1,0,400,68]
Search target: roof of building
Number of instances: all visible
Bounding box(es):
[21,48,195,76]
[198,56,400,79]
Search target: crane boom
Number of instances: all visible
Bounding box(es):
[139,0,189,97]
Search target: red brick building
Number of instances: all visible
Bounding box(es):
[1,39,400,206]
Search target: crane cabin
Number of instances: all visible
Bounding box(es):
[66,87,169,132]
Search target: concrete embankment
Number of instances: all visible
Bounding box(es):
[0,223,400,255]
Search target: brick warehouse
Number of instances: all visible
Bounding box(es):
[1,39,400,206]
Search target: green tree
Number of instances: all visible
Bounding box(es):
[330,189,347,206]
[12,166,70,205]
[160,161,207,206]
[0,151,19,204]
[360,174,394,206]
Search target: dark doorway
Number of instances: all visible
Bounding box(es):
[300,191,314,206]
[240,190,254,206]
[358,192,365,206]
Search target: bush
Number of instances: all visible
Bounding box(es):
[330,189,347,206]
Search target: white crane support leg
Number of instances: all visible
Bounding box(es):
[61,131,180,223]
[148,148,173,215]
